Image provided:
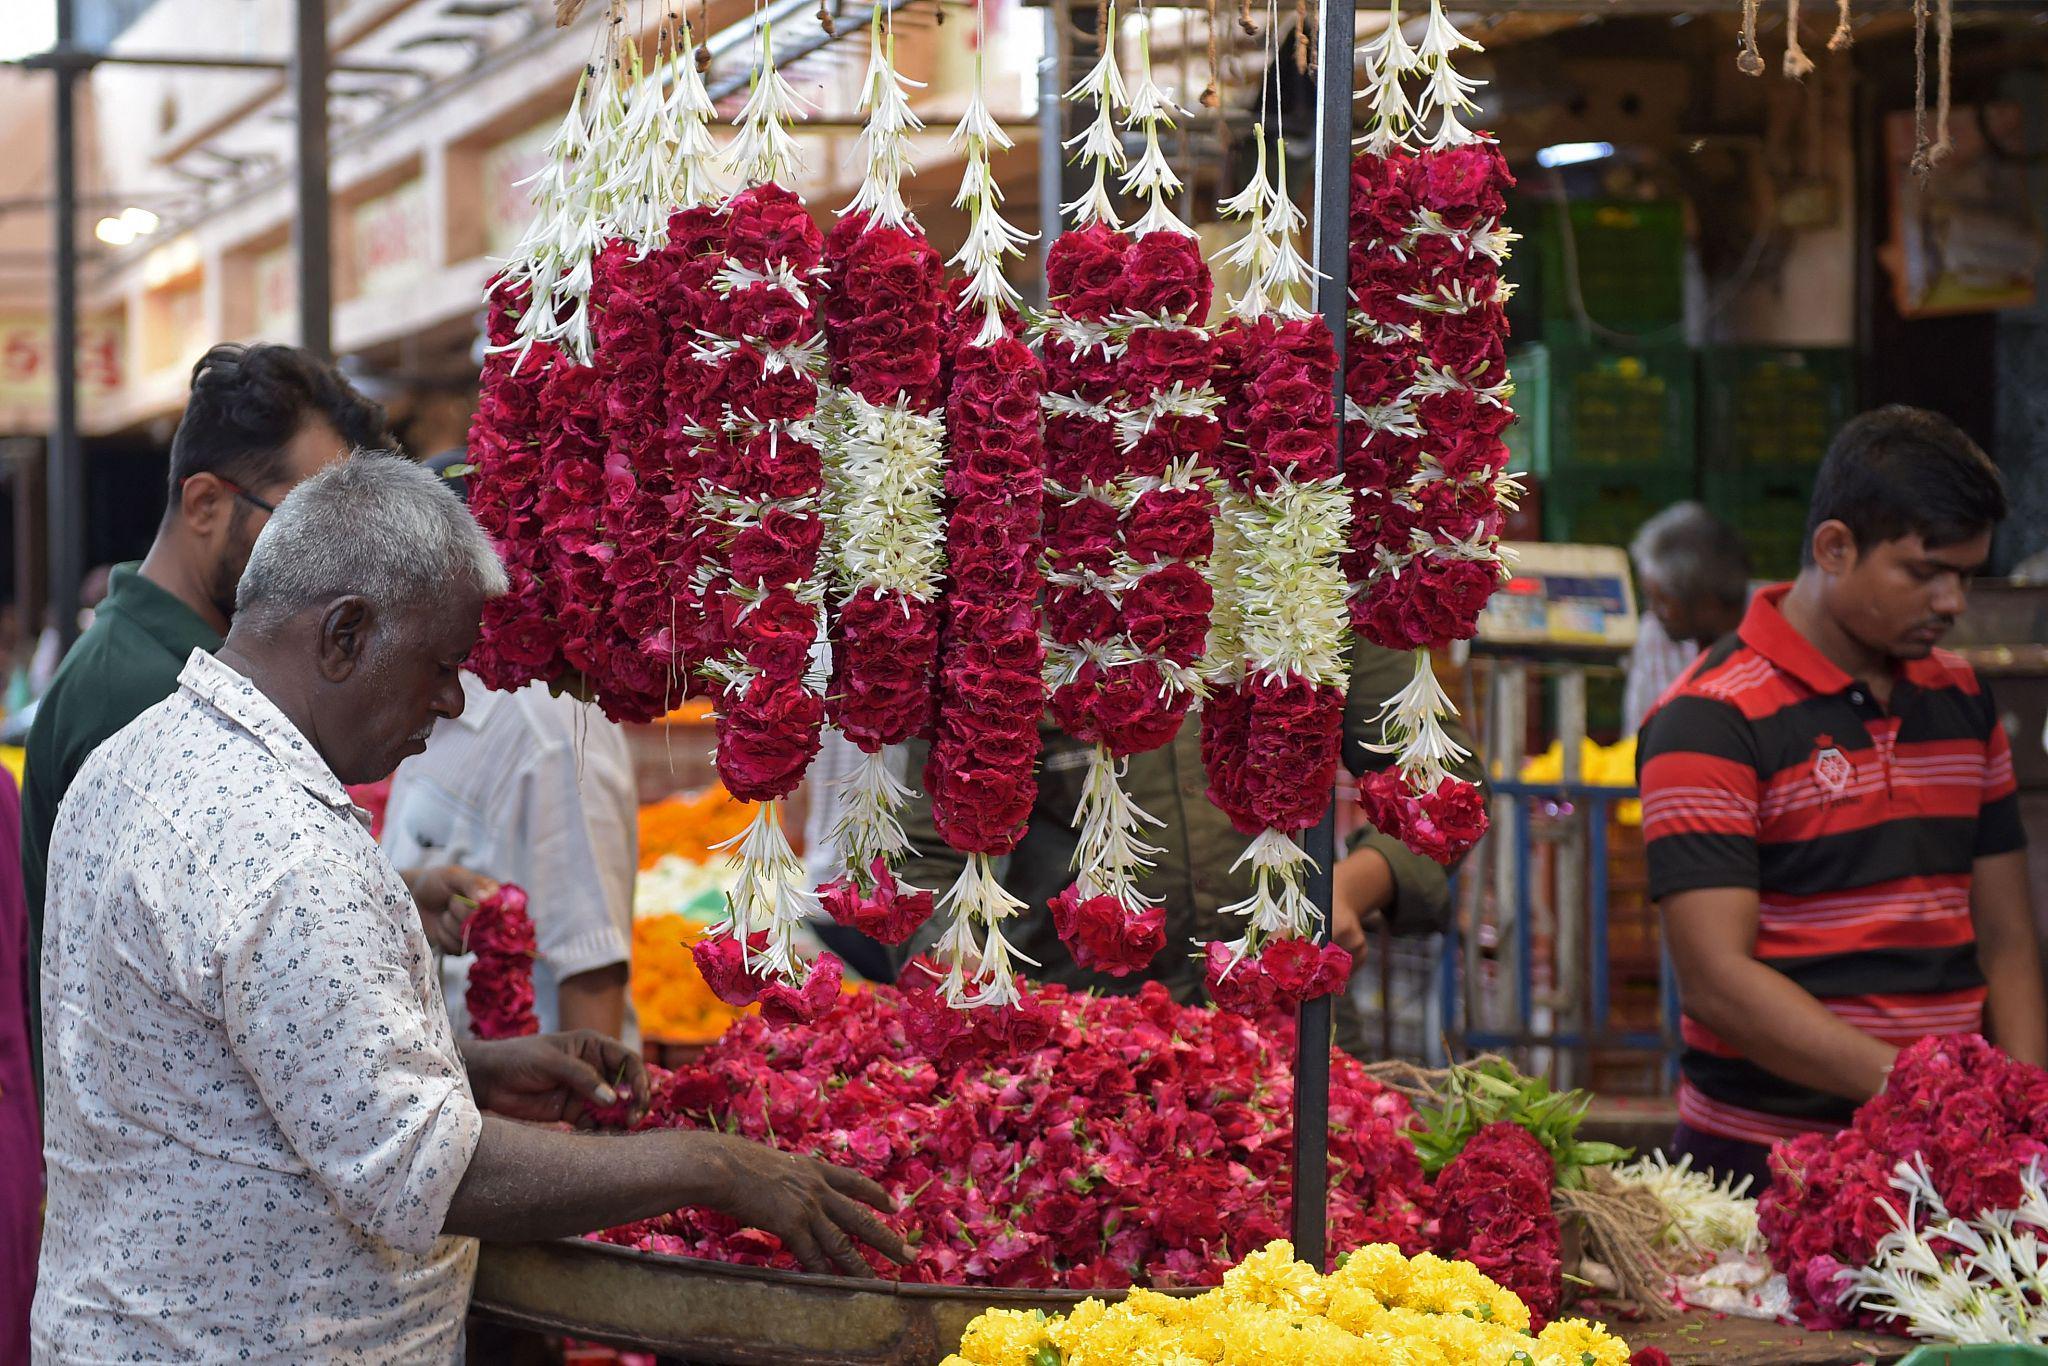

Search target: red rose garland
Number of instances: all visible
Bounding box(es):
[688,35,841,1020]
[465,884,539,1040]
[812,28,948,942]
[1196,125,1354,1012]
[1344,1,1512,866]
[1038,23,1215,978]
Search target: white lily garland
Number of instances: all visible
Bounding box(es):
[667,20,724,210]
[1354,0,1487,153]
[722,24,812,188]
[948,55,1035,343]
[1844,1157,2048,1344]
[1060,4,1129,230]
[1121,21,1193,239]
[711,802,823,985]
[841,14,924,230]
[931,854,1040,1009]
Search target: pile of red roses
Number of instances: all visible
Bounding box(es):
[464,883,538,1040]
[925,299,1048,860]
[1761,1033,2048,1329]
[1431,1120,1562,1329]
[704,183,830,806]
[593,977,1432,1286]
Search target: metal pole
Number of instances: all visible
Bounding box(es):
[1289,0,1355,1271]
[1035,6,1065,307]
[48,0,82,652]
[293,0,332,359]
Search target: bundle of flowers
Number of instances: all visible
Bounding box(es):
[1432,1120,1563,1329]
[1343,0,1515,866]
[920,43,1049,1008]
[686,29,843,1024]
[593,978,1431,1286]
[1760,1033,2048,1329]
[631,913,757,1043]
[1197,120,1353,1014]
[1037,17,1217,980]
[468,23,728,722]
[814,15,949,938]
[464,883,538,1039]
[942,1240,1635,1366]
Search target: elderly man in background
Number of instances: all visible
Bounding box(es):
[35,454,902,1360]
[1622,501,1754,735]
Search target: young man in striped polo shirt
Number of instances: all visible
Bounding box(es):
[1639,405,2044,1191]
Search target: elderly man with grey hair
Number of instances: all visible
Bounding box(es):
[34,453,903,1361]
[1623,501,1755,734]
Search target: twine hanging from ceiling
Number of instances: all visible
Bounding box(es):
[1930,0,1954,164]
[1203,0,1222,107]
[1783,0,1814,78]
[1737,0,1765,75]
[1827,0,1852,50]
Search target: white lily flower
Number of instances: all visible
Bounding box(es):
[721,25,812,188]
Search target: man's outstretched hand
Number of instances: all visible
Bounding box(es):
[683,1132,912,1278]
[462,1031,651,1128]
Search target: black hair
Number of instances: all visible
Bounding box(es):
[1803,405,2007,565]
[165,343,391,514]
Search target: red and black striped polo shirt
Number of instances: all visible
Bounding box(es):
[1639,584,2025,1147]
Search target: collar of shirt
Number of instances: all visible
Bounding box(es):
[177,650,360,819]
[1738,583,1949,707]
[98,561,224,662]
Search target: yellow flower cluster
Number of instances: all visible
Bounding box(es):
[944,1242,1633,1366]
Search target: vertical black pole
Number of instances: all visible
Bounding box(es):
[293,0,332,359]
[1288,0,1355,1271]
[48,0,82,651]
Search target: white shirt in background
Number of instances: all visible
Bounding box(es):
[36,650,480,1359]
[382,674,640,1046]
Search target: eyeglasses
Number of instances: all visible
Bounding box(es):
[198,477,277,515]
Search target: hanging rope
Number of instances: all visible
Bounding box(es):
[696,0,711,70]
[1827,0,1853,51]
[557,0,590,24]
[1737,0,1765,76]
[1239,0,1259,39]
[1930,0,1954,165]
[1909,0,1931,174]
[1203,0,1222,107]
[1783,0,1814,79]
[1295,0,1313,72]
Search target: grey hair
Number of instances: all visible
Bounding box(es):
[1629,500,1750,609]
[234,449,509,631]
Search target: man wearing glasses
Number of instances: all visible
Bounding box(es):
[20,344,486,1086]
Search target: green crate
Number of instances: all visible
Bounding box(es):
[1703,467,1816,581]
[1549,344,1697,475]
[1700,346,1854,470]
[1534,200,1686,339]
[1503,342,1551,477]
[1541,467,1699,549]
[1898,1350,2048,1366]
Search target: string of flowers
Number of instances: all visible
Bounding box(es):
[1199,113,1355,1014]
[813,13,949,947]
[688,25,843,1025]
[921,16,1049,1010]
[465,884,540,1040]
[1038,15,1218,978]
[1346,0,1513,865]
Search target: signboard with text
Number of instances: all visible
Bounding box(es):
[351,177,431,299]
[0,314,127,420]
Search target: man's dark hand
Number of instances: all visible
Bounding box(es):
[684,1132,912,1278]
[402,864,499,954]
[462,1031,650,1128]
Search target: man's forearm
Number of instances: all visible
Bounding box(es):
[557,963,629,1039]
[1685,957,1897,1102]
[443,1117,723,1242]
[1973,850,2048,1067]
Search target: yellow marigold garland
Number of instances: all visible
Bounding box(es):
[943,1241,1632,1366]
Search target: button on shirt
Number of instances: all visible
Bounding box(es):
[34,650,483,1361]
[381,674,638,1042]
[1639,585,2026,1147]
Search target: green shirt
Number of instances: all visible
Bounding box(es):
[893,641,1487,1054]
[20,562,222,1077]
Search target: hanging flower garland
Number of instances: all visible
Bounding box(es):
[1198,117,1355,1014]
[921,29,1049,1010]
[1346,0,1514,865]
[1037,15,1217,978]
[465,884,540,1040]
[688,25,844,1024]
[813,14,949,946]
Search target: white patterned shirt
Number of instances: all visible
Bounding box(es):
[34,649,483,1363]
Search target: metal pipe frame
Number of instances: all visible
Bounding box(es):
[48,0,83,652]
[1288,0,1356,1271]
[295,0,333,360]
[9,50,423,77]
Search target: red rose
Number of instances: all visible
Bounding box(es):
[1259,937,1352,1005]
[1049,886,1165,977]
[1203,941,1280,1016]
[1121,563,1212,665]
[1356,769,1489,865]
[728,588,818,681]
[821,859,935,946]
[728,285,813,350]
[715,675,824,801]
[724,183,824,272]
[1046,224,1130,320]
[727,507,823,588]
[1123,487,1215,563]
[1045,495,1120,570]
[1124,232,1213,322]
